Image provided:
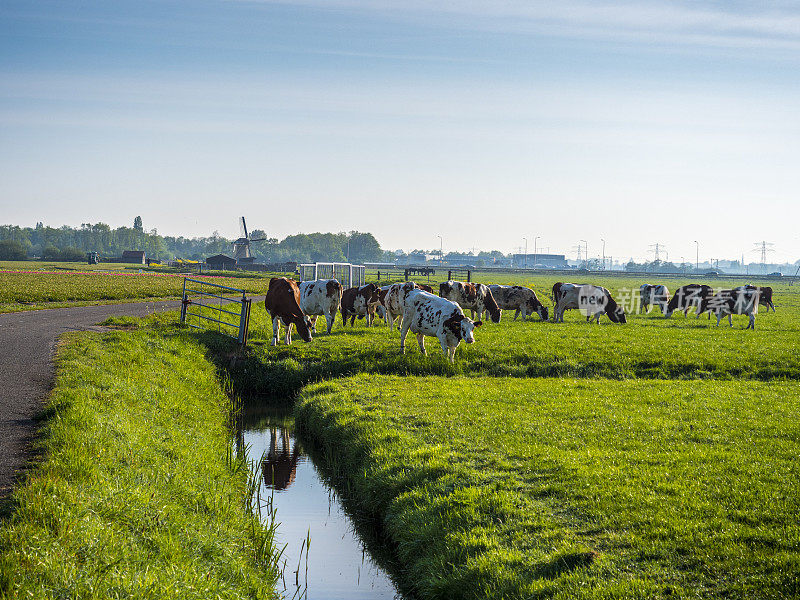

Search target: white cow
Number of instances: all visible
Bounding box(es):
[439,281,501,323]
[640,284,670,314]
[553,283,627,324]
[400,290,481,363]
[298,279,343,334]
[383,281,417,330]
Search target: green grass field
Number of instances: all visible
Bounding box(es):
[0,328,281,599]
[222,272,800,599]
[295,375,800,599]
[0,262,276,312]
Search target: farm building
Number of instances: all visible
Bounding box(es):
[121,250,146,264]
[206,254,237,270]
[513,253,568,268]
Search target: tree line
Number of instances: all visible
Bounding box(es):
[0,219,388,264]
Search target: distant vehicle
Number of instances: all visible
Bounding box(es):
[768,272,782,277]
[704,271,719,276]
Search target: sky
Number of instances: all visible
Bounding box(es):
[1,0,799,263]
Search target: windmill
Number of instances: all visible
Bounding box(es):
[232,216,266,263]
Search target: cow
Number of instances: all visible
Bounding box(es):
[705,287,760,329]
[553,283,627,324]
[488,284,549,321]
[384,281,420,330]
[739,285,775,312]
[400,290,481,362]
[640,284,670,315]
[439,280,501,323]
[665,284,714,318]
[340,283,381,326]
[264,277,313,345]
[298,279,343,334]
[417,284,434,294]
[374,285,392,322]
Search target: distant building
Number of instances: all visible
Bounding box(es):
[512,253,568,268]
[206,254,237,270]
[121,250,146,264]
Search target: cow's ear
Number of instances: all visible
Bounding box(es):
[474,321,483,327]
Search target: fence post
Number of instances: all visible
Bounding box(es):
[180,278,188,324]
[238,295,251,346]
[467,270,471,283]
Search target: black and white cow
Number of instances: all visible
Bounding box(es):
[705,287,760,329]
[665,284,714,318]
[299,279,343,334]
[439,281,501,323]
[340,283,381,326]
[400,290,481,362]
[487,284,549,321]
[739,285,775,312]
[553,283,627,324]
[639,284,670,315]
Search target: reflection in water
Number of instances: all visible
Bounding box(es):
[243,418,400,600]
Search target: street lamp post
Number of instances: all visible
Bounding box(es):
[523,237,527,269]
[533,236,540,270]
[694,240,699,273]
[601,238,606,270]
[580,240,587,268]
[438,235,443,265]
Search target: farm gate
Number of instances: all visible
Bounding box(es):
[180,278,252,345]
[299,262,365,288]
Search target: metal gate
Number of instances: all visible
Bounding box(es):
[299,262,365,288]
[180,278,252,345]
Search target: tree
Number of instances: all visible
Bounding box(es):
[133,216,143,232]
[0,239,27,260]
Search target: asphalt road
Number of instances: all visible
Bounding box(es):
[0,300,182,500]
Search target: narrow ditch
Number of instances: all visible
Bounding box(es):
[236,405,403,600]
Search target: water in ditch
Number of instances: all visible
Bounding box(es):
[239,409,401,599]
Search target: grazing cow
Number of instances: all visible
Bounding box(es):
[298,279,343,334]
[488,284,549,321]
[340,283,381,326]
[738,285,775,312]
[265,277,312,345]
[665,284,714,318]
[400,290,481,362]
[706,287,760,329]
[640,284,670,314]
[439,280,501,323]
[553,283,627,324]
[384,281,420,330]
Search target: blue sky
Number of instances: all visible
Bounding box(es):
[1,0,799,262]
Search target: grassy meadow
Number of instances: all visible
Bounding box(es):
[0,328,281,599]
[222,270,800,599]
[296,375,800,599]
[0,260,278,312]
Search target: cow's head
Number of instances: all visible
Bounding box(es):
[295,316,313,342]
[538,305,549,321]
[402,281,416,294]
[462,318,481,343]
[605,296,626,324]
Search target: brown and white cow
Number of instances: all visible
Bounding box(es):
[400,290,481,362]
[340,283,381,326]
[265,277,313,345]
[553,283,626,324]
[705,287,760,329]
[299,279,343,334]
[665,284,714,318]
[640,284,670,315]
[439,280,501,323]
[488,284,549,321]
[384,281,419,330]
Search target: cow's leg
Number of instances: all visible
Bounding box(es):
[728,314,733,327]
[748,314,755,329]
[416,333,426,356]
[271,316,280,346]
[715,313,722,327]
[400,321,411,354]
[324,309,334,334]
[513,308,520,321]
[350,314,356,326]
[309,315,317,333]
[285,322,293,345]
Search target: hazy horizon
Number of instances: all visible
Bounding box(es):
[2,1,799,264]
